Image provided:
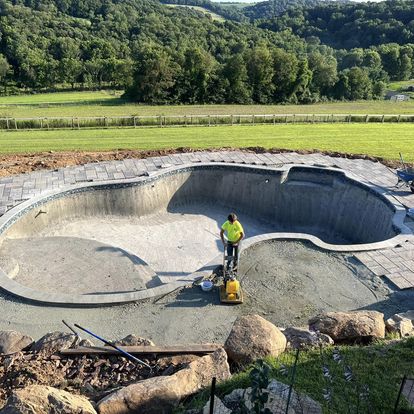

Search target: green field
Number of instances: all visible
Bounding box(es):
[388,79,414,91]
[2,100,414,118]
[1,123,413,161]
[0,90,123,106]
[165,4,225,21]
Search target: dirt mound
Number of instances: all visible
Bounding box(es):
[0,147,402,178]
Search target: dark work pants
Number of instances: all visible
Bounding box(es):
[226,242,240,269]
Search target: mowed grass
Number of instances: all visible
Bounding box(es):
[1,123,413,161]
[388,79,414,91]
[0,90,123,105]
[1,91,414,117]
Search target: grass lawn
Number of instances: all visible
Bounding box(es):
[1,91,414,117]
[388,79,414,91]
[180,339,414,414]
[0,90,123,105]
[1,123,413,161]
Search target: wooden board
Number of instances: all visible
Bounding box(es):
[60,344,221,356]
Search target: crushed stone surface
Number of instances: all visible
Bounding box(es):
[0,241,412,348]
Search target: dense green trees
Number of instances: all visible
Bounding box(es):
[1,0,414,104]
[257,0,414,49]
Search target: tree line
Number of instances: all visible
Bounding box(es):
[0,0,414,104]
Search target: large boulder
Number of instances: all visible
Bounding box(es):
[386,311,414,337]
[0,331,33,355]
[97,348,230,414]
[113,334,154,347]
[224,315,286,364]
[0,385,96,414]
[31,331,77,355]
[283,327,333,349]
[308,311,385,342]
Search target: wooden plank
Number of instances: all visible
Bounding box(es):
[60,344,221,356]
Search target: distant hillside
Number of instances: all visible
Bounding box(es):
[258,0,414,48]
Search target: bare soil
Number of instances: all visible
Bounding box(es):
[0,147,403,178]
[0,352,195,408]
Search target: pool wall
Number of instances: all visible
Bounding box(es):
[0,163,409,306]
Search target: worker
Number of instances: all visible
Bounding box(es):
[220,213,244,270]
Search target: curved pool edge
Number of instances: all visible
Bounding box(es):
[0,162,410,307]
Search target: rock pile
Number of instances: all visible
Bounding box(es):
[0,309,410,413]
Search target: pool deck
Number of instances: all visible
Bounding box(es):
[1,150,414,291]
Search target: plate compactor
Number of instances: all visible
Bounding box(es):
[219,244,243,304]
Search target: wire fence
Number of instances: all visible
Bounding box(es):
[199,347,413,414]
[1,113,414,131]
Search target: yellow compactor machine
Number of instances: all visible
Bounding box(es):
[219,245,243,304]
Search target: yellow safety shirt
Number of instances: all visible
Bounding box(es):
[221,220,244,243]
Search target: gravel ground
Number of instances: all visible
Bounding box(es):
[0,240,412,345]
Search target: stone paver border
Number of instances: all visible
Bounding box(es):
[0,160,411,306]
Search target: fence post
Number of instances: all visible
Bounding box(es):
[348,114,351,123]
[14,119,18,130]
[77,118,80,129]
[393,375,407,414]
[209,377,216,414]
[273,114,276,125]
[382,115,385,123]
[286,349,300,414]
[40,118,43,129]
[365,114,369,123]
[231,114,233,126]
[398,114,401,123]
[292,114,295,124]
[184,115,187,127]
[6,118,9,130]
[252,114,255,125]
[71,117,74,129]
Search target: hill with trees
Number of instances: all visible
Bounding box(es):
[257,0,414,49]
[0,0,413,104]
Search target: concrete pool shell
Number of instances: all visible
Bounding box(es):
[0,163,410,306]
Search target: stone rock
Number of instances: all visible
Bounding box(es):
[223,388,245,405]
[283,327,333,349]
[202,397,231,414]
[308,311,385,342]
[0,331,33,355]
[386,311,414,337]
[113,334,154,347]
[267,380,322,414]
[97,348,230,414]
[31,331,77,355]
[0,385,96,413]
[79,338,95,347]
[224,315,287,364]
[223,380,321,414]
